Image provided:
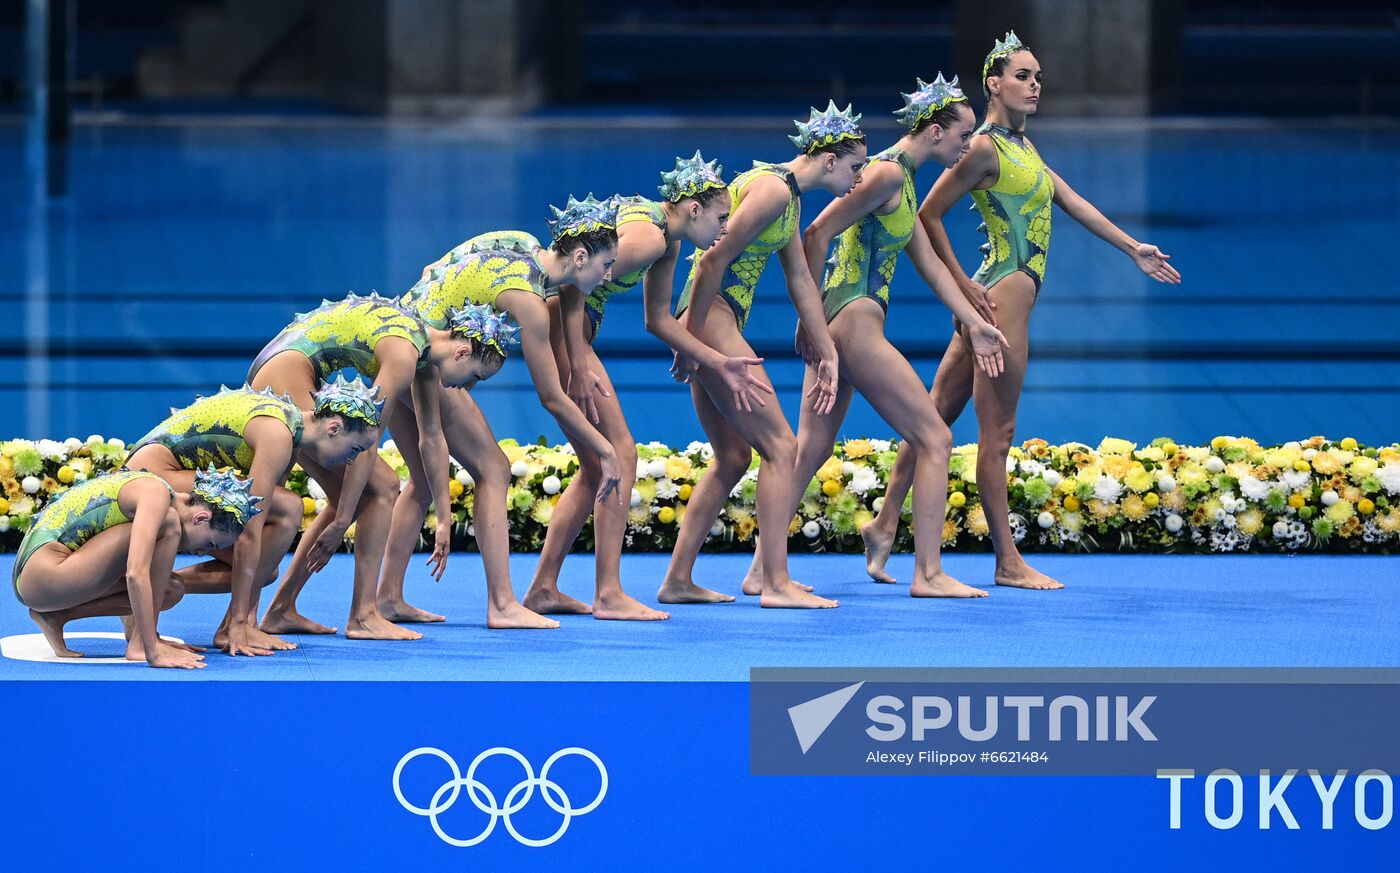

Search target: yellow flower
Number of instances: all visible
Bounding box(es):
[502,444,529,464]
[1237,509,1265,537]
[56,466,75,484]
[736,515,757,541]
[657,506,676,524]
[1088,499,1118,519]
[822,480,841,497]
[1379,509,1400,534]
[1226,462,1254,481]
[1161,441,1179,456]
[942,519,960,545]
[1340,437,1358,451]
[1121,495,1147,521]
[665,457,693,480]
[1288,493,1306,509]
[635,479,657,502]
[1062,495,1081,512]
[0,496,9,515]
[1349,457,1379,482]
[1098,437,1135,455]
[530,499,555,525]
[1341,516,1363,538]
[1265,449,1299,468]
[0,457,12,478]
[843,439,874,459]
[1341,485,1362,504]
[1076,465,1103,486]
[1177,466,1208,488]
[449,479,465,498]
[967,505,989,537]
[1143,492,1160,509]
[853,509,873,530]
[679,484,693,501]
[1325,500,1355,526]
[1124,468,1154,493]
[1162,490,1187,511]
[1102,456,1133,480]
[628,506,651,527]
[1211,436,1230,451]
[1310,452,1342,475]
[302,496,317,515]
[41,476,60,493]
[1293,460,1311,472]
[789,515,802,534]
[1134,446,1165,463]
[816,458,844,482]
[1358,498,1375,515]
[948,491,967,509]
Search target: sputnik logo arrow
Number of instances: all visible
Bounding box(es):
[787,682,865,754]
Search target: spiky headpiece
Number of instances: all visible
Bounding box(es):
[546,194,617,243]
[312,375,384,427]
[657,151,726,202]
[789,100,863,153]
[983,30,1028,96]
[191,464,262,525]
[893,74,968,130]
[446,302,519,355]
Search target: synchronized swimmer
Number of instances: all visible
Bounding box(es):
[12,31,1180,666]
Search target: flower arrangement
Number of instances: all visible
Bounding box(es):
[2,435,1397,555]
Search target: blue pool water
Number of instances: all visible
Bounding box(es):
[2,117,1397,446]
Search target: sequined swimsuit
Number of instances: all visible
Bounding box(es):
[566,197,668,338]
[248,294,430,383]
[402,231,549,328]
[820,148,917,322]
[970,122,1054,293]
[13,471,174,599]
[675,162,800,332]
[129,387,304,481]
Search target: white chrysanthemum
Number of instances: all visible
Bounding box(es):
[848,467,879,496]
[1376,462,1400,496]
[510,460,529,477]
[1238,475,1271,502]
[1303,448,1317,460]
[1272,520,1289,538]
[62,437,82,452]
[1283,441,1301,451]
[1205,456,1225,474]
[85,434,104,445]
[647,458,668,479]
[709,520,725,537]
[1093,474,1123,504]
[314,498,328,513]
[1020,460,1044,477]
[21,476,41,494]
[542,475,562,495]
[1005,455,1017,474]
[37,439,66,460]
[0,517,8,533]
[1164,513,1184,533]
[802,520,820,538]
[870,439,892,452]
[645,441,667,451]
[1008,513,1027,543]
[1321,490,1339,507]
[654,478,680,500]
[841,461,858,476]
[455,468,474,486]
[1042,469,1062,488]
[557,443,577,456]
[382,439,398,453]
[630,488,642,508]
[1280,469,1311,493]
[306,478,327,500]
[872,496,885,513]
[1037,511,1055,529]
[1211,529,1242,552]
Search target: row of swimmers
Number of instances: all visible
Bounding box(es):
[12,32,1180,667]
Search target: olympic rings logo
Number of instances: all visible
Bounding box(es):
[392,746,608,847]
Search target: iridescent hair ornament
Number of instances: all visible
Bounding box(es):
[312,375,384,427]
[546,194,618,243]
[789,100,864,154]
[893,74,968,131]
[657,151,726,202]
[982,30,1028,98]
[191,464,263,525]
[446,302,520,356]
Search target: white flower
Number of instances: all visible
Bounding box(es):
[1158,474,1176,493]
[382,439,398,453]
[630,488,642,508]
[73,472,88,484]
[1059,512,1083,533]
[1009,513,1027,543]
[1321,490,1339,507]
[645,441,667,451]
[510,460,529,478]
[85,434,104,445]
[710,520,725,537]
[63,437,82,452]
[467,523,475,537]
[1220,513,1236,529]
[21,476,41,494]
[869,439,892,452]
[1037,511,1055,529]
[1283,441,1301,451]
[1280,470,1311,493]
[872,496,885,513]
[1272,520,1289,538]
[685,441,714,460]
[848,467,879,496]
[306,478,327,500]
[1005,455,1017,474]
[1020,460,1044,477]
[1238,475,1271,502]
[841,461,858,476]
[801,520,820,538]
[1303,448,1317,460]
[654,478,680,500]
[0,517,8,533]
[542,475,562,495]
[1376,462,1400,496]
[1164,513,1184,533]
[314,498,328,513]
[1093,474,1123,504]
[37,439,67,459]
[557,443,577,455]
[1042,469,1062,488]
[455,468,474,486]
[647,459,667,479]
[1205,456,1225,474]
[636,458,650,478]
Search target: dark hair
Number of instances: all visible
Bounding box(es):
[551,227,617,258]
[806,135,867,158]
[681,185,730,210]
[984,45,1033,98]
[466,337,507,368]
[910,100,972,137]
[312,410,372,434]
[188,494,246,535]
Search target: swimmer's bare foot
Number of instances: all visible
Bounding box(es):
[760,581,838,609]
[260,608,337,635]
[911,572,988,598]
[29,609,81,657]
[523,586,594,615]
[487,601,561,630]
[995,562,1065,590]
[378,599,447,623]
[593,590,670,621]
[213,625,297,651]
[126,637,206,664]
[741,570,813,597]
[345,612,423,640]
[657,578,736,604]
[861,521,897,584]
